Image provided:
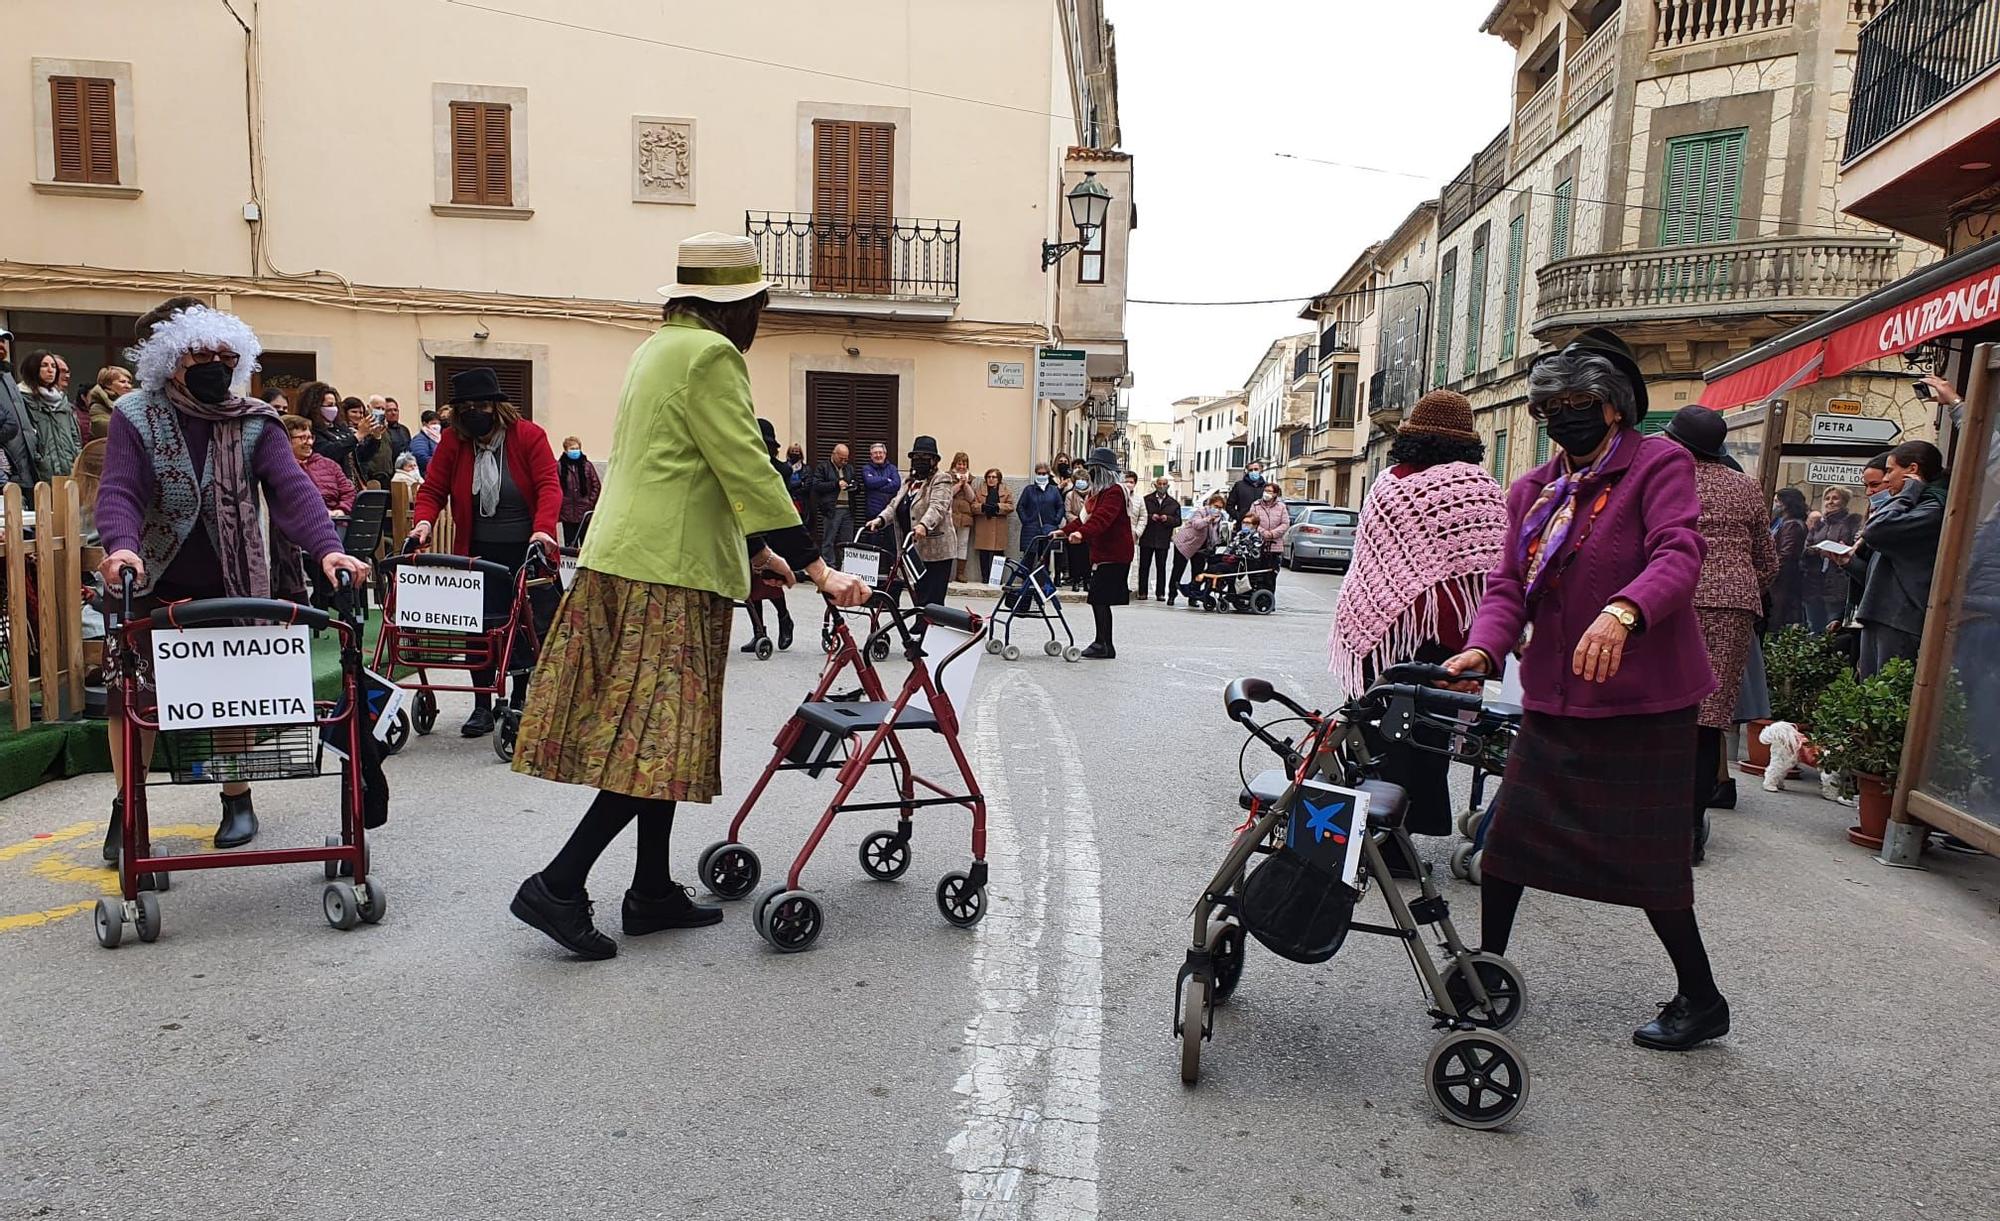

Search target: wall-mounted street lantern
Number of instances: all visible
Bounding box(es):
[1042,171,1113,271]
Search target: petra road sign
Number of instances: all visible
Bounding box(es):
[1808,414,1901,445]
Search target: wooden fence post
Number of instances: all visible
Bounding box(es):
[33,482,61,723]
[3,484,30,731]
[60,478,84,715]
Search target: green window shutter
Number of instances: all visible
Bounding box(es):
[1639,411,1674,435]
[1535,423,1550,464]
[1550,177,1574,260]
[1500,214,1526,362]
[1434,260,1457,387]
[1492,428,1509,479]
[1464,227,1489,377]
[1660,129,1745,247]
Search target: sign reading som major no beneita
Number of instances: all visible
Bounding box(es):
[152,623,316,731]
[393,566,488,634]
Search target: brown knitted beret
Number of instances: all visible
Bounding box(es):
[1397,390,1478,445]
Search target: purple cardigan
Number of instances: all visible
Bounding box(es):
[98,411,347,595]
[1466,431,1714,719]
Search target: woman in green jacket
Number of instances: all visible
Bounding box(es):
[509,233,871,960]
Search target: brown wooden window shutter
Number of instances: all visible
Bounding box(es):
[806,371,898,464]
[52,76,119,185]
[449,101,512,206]
[810,119,895,293]
[435,357,533,420]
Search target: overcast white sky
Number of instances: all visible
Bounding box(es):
[1111,0,1516,422]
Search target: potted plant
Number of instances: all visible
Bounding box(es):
[1747,627,1847,770]
[1810,658,1917,849]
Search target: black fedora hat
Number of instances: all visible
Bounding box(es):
[1663,404,1727,459]
[448,366,504,404]
[1546,327,1649,413]
[908,435,941,460]
[1086,446,1119,471]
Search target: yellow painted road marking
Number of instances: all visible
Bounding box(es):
[0,822,221,934]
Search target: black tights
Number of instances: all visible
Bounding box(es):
[541,790,678,901]
[1694,726,1724,822]
[1479,878,1719,1005]
[1091,603,1115,650]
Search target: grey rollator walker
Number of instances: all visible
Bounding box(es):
[1174,662,1532,1130]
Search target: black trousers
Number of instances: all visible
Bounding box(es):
[1138,545,1170,598]
[468,535,560,703]
[913,556,953,610]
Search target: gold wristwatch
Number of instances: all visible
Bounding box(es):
[1600,603,1639,631]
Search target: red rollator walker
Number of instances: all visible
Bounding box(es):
[373,538,559,761]
[95,570,383,948]
[698,582,992,953]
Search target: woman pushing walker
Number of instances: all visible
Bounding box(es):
[507,233,869,961]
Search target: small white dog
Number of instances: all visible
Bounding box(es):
[1759,720,1806,793]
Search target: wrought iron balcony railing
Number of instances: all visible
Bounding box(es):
[745,211,961,300]
[1318,322,1359,361]
[1846,0,2000,164]
[1532,235,1902,332]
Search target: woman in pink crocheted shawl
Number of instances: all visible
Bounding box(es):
[1328,390,1508,871]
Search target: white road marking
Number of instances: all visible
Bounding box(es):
[949,669,1103,1221]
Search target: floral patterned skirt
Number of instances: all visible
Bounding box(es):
[511,569,732,802]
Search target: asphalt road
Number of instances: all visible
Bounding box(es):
[2,567,1997,1220]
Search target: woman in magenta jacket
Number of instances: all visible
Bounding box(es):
[1442,329,1728,1055]
[410,367,562,737]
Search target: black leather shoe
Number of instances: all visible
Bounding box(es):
[1633,993,1730,1051]
[622,885,724,935]
[777,620,795,651]
[102,795,124,864]
[510,874,617,960]
[1707,779,1737,810]
[461,706,496,737]
[214,790,258,849]
[1080,642,1116,660]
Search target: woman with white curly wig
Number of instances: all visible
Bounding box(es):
[95,297,372,861]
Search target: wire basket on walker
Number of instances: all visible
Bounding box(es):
[1173,661,1532,1130]
[986,533,1080,662]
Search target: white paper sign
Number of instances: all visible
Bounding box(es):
[839,549,882,584]
[393,565,486,634]
[988,555,1007,585]
[153,623,316,731]
[559,551,578,590]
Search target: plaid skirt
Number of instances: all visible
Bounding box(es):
[1482,705,1698,909]
[511,569,732,802]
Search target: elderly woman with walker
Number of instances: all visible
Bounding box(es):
[506,234,869,960]
[1442,329,1730,1052]
[1054,447,1133,659]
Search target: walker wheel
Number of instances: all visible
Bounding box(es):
[858,831,912,881]
[1425,1030,1530,1130]
[1043,639,1063,657]
[1467,850,1483,886]
[1001,644,1022,662]
[759,889,823,953]
[133,891,162,943]
[935,871,986,928]
[1062,646,1082,663]
[1209,922,1246,1003]
[356,878,388,925]
[1443,951,1525,1032]
[871,638,891,661]
[383,710,411,756]
[1250,589,1275,615]
[986,637,1003,656]
[413,690,438,735]
[1456,810,1480,839]
[493,710,519,763]
[324,834,368,881]
[93,897,123,949]
[1178,970,1209,1085]
[698,841,761,900]
[322,882,362,931]
[822,631,839,655]
[1449,841,1477,881]
[755,637,775,662]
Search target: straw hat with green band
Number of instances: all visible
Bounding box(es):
[658,232,776,303]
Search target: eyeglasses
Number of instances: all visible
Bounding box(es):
[1530,393,1602,421]
[187,349,240,367]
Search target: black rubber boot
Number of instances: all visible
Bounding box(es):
[214,789,258,849]
[622,885,724,935]
[102,795,124,864]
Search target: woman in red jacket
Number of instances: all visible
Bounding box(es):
[410,367,563,737]
[1054,447,1134,659]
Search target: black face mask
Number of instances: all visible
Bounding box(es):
[911,456,938,480]
[457,408,495,439]
[183,361,235,405]
[1545,408,1612,458]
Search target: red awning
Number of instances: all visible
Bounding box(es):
[1703,235,2000,409]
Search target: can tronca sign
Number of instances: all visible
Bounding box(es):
[1826,262,2000,372]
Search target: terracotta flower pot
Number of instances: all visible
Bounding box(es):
[1848,773,1892,849]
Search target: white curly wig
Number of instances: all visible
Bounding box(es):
[127,305,262,395]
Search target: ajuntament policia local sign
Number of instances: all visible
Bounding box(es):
[152,623,316,731]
